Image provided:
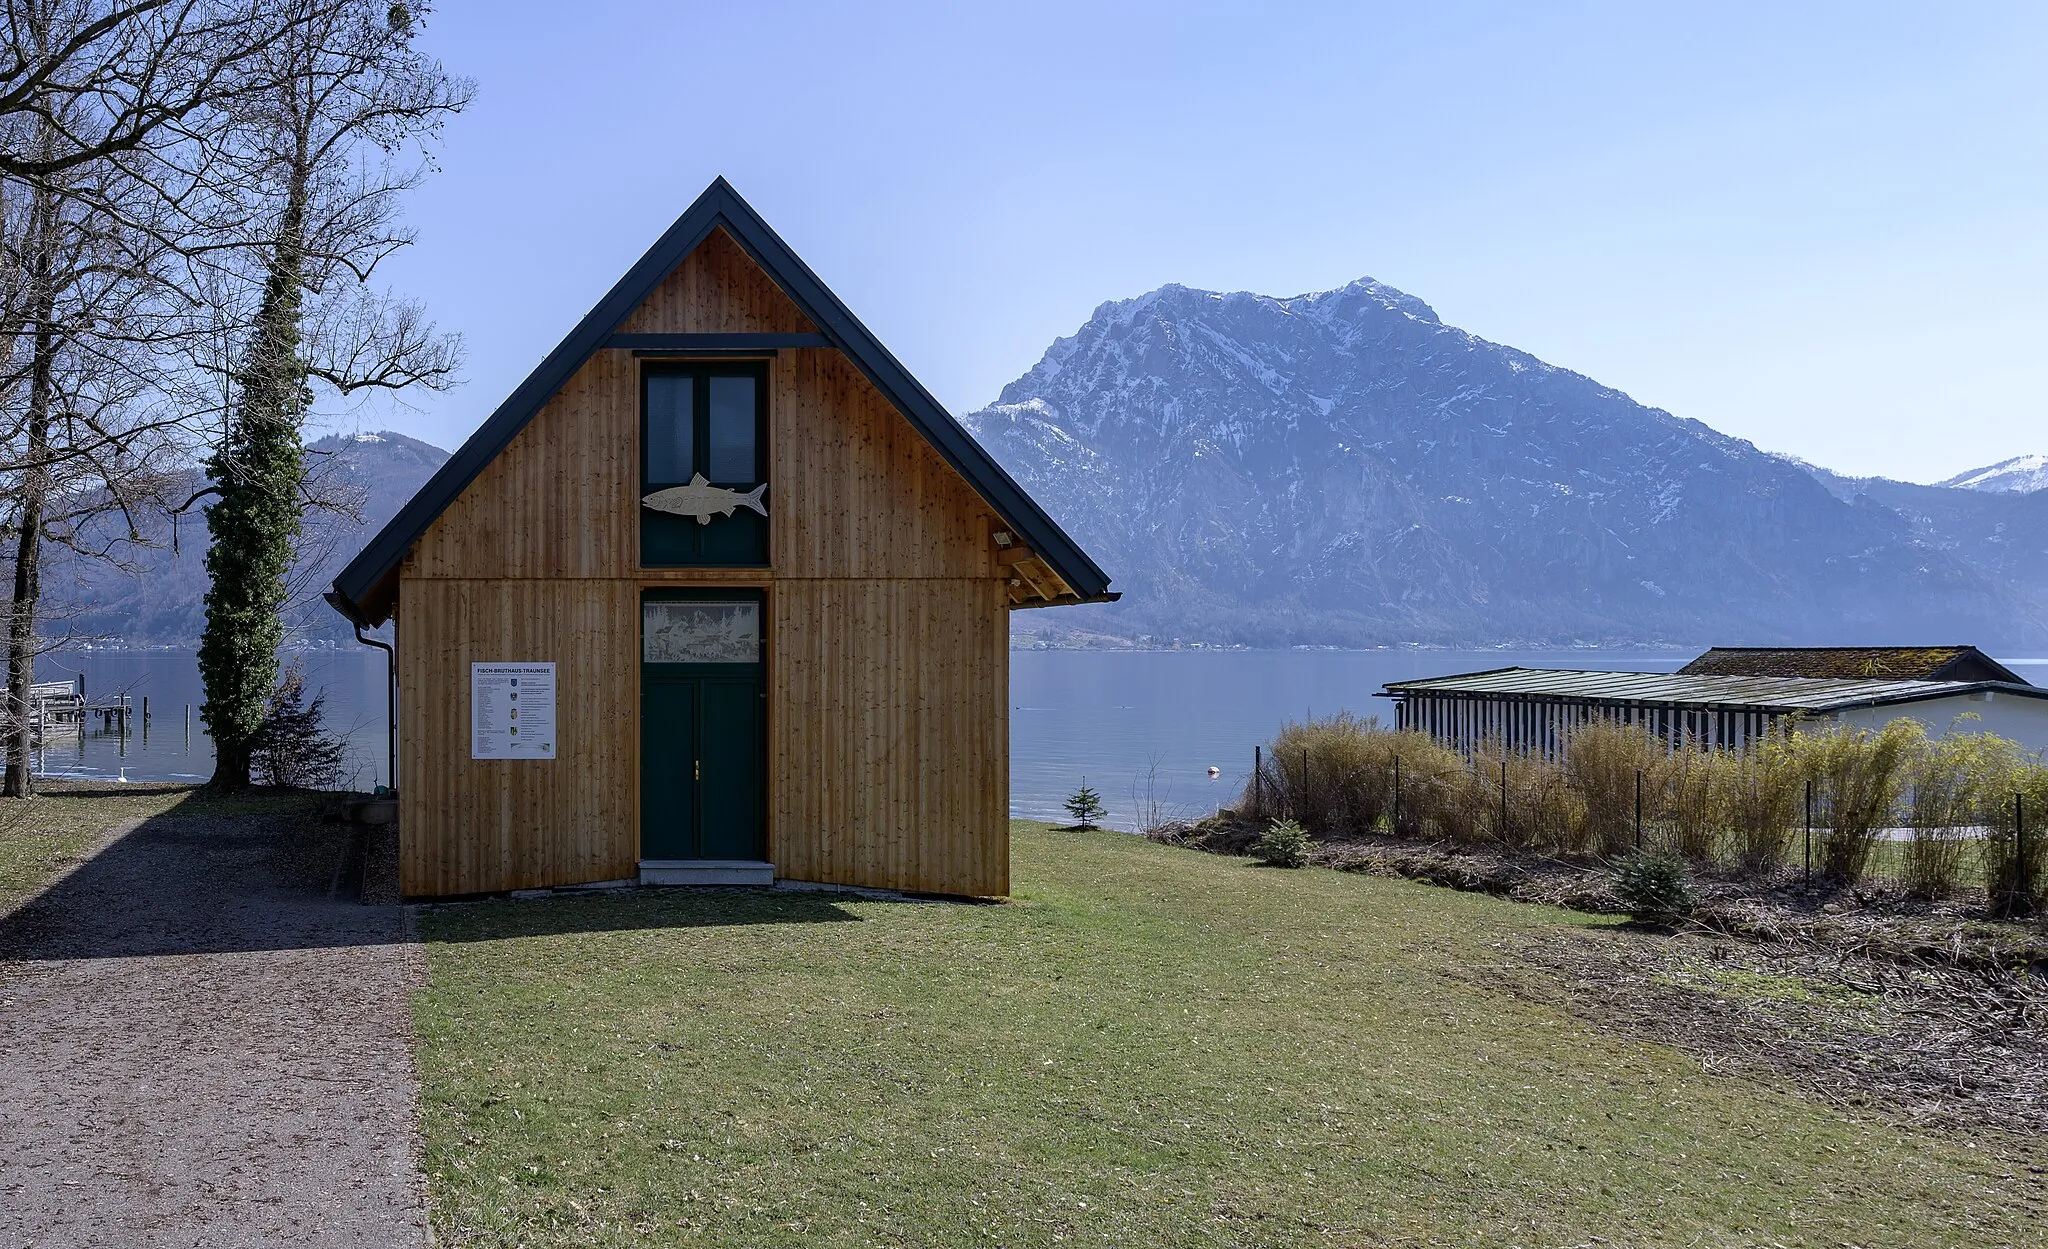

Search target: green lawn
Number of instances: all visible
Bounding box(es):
[414,823,2044,1248]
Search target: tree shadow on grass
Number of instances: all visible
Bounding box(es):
[0,789,860,962]
[419,888,864,944]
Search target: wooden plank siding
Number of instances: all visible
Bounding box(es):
[394,226,1016,897]
[772,579,1009,896]
[397,579,640,895]
[614,225,817,338]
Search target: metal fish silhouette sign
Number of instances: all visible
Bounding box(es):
[642,474,768,524]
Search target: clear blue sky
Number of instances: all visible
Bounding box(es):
[355,1,2047,482]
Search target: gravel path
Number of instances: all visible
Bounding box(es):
[0,801,427,1248]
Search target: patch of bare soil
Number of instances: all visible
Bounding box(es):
[1162,812,2048,973]
[1479,925,2048,1142]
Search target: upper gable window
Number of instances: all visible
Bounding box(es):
[641,364,767,566]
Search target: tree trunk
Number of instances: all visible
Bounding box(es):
[4,163,62,799]
[198,156,311,790]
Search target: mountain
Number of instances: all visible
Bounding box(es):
[1792,463,2048,609]
[31,305,2048,653]
[39,431,448,647]
[1938,455,2048,494]
[964,280,2048,649]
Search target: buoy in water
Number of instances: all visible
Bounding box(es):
[1206,766,1220,778]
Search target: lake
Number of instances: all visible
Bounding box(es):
[36,647,2048,830]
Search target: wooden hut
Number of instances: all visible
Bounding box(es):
[326,178,1114,899]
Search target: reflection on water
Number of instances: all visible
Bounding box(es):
[39,648,2048,829]
[31,650,391,789]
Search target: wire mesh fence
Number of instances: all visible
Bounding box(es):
[1240,714,2045,918]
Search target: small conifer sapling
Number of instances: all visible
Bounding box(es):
[1065,779,1107,829]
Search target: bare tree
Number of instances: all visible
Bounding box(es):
[0,5,198,796]
[196,0,465,788]
[0,0,286,180]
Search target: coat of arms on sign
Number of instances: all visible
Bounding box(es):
[642,474,768,524]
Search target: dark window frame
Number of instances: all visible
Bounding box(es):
[640,362,769,493]
[639,361,770,568]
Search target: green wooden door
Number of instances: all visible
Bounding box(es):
[640,593,766,862]
[640,677,699,859]
[697,675,763,859]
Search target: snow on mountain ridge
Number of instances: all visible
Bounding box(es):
[1939,454,2048,494]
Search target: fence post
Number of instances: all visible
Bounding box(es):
[1804,779,1813,887]
[1392,754,1401,835]
[1499,756,1508,840]
[2018,790,2030,916]
[1634,768,1642,851]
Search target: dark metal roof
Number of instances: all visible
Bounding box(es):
[1379,667,2048,713]
[1677,645,2026,685]
[327,177,1114,626]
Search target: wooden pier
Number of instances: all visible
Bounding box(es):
[25,678,85,741]
[20,677,153,744]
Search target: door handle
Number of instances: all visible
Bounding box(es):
[695,758,701,781]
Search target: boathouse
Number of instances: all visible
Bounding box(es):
[1382,654,2048,757]
[325,178,1113,899]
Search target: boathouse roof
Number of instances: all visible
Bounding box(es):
[1378,668,2048,714]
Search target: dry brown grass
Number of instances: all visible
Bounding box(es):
[1803,721,1923,883]
[1719,730,1803,874]
[1561,719,1658,857]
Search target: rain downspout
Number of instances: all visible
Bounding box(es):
[351,619,396,794]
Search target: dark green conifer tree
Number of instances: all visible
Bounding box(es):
[198,185,309,788]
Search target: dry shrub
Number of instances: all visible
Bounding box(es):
[1384,732,1478,841]
[1253,714,1399,837]
[1658,742,1724,864]
[1248,716,1489,844]
[1562,719,1659,858]
[1496,744,1580,853]
[1432,750,1505,849]
[1906,729,2025,897]
[1797,720,1923,884]
[1242,709,2041,910]
[1981,761,2048,917]
[1719,729,1803,874]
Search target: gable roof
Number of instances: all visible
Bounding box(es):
[1676,646,2025,686]
[327,177,1114,627]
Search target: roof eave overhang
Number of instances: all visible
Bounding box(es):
[1828,681,2048,712]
